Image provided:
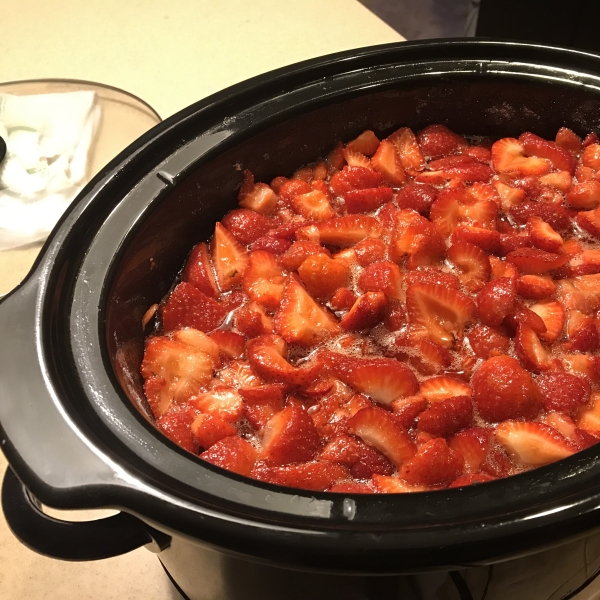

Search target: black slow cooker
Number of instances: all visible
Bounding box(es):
[3,40,600,600]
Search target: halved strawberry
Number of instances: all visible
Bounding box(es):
[182,242,220,298]
[191,413,237,450]
[371,139,406,186]
[415,162,492,184]
[562,354,600,384]
[242,251,285,309]
[260,399,320,465]
[408,339,453,376]
[577,207,600,238]
[211,222,249,291]
[347,406,416,467]
[250,235,293,255]
[459,199,498,228]
[575,393,600,435]
[172,328,220,362]
[209,330,246,359]
[344,187,393,214]
[566,180,600,209]
[491,137,550,175]
[449,427,493,473]
[327,142,346,171]
[234,301,273,338]
[238,171,278,215]
[390,210,446,268]
[221,209,276,246]
[274,275,340,346]
[461,146,493,163]
[555,127,583,155]
[519,131,577,174]
[516,274,556,299]
[417,124,467,159]
[339,292,388,331]
[329,166,383,195]
[537,371,591,414]
[495,421,576,466]
[330,287,358,311]
[529,300,565,343]
[251,460,349,491]
[354,237,387,266]
[396,183,438,214]
[539,170,572,192]
[201,436,258,476]
[503,301,547,336]
[387,127,425,170]
[371,474,427,493]
[417,396,473,437]
[357,261,403,300]
[447,241,491,292]
[292,189,335,221]
[476,276,516,327]
[585,133,600,146]
[419,376,473,403]
[156,408,199,453]
[429,188,461,236]
[467,325,511,359]
[399,438,463,486]
[564,309,599,352]
[514,324,558,373]
[506,248,568,274]
[346,130,380,156]
[278,179,312,204]
[191,388,244,422]
[526,216,564,254]
[239,384,285,429]
[162,282,228,333]
[472,355,541,422]
[494,180,526,211]
[509,200,571,232]
[343,147,371,169]
[298,254,351,300]
[581,143,600,169]
[404,267,460,289]
[556,274,600,313]
[280,240,330,271]
[391,395,428,429]
[315,215,382,246]
[451,223,501,254]
[406,283,476,347]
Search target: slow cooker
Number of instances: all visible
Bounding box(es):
[3,40,600,600]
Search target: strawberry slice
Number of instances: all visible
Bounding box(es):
[162,282,228,333]
[390,210,446,268]
[399,438,463,486]
[429,188,460,236]
[298,254,351,300]
[581,143,600,168]
[208,330,246,359]
[447,241,491,292]
[371,474,426,493]
[451,223,501,254]
[459,199,498,229]
[251,461,349,491]
[575,393,600,435]
[563,354,600,384]
[537,371,591,413]
[577,207,600,238]
[344,187,393,213]
[387,127,425,170]
[566,180,600,209]
[506,248,568,274]
[467,325,510,359]
[238,170,278,215]
[191,388,244,422]
[315,215,382,246]
[529,300,565,343]
[346,130,380,156]
[391,396,428,429]
[182,242,219,298]
[417,396,473,437]
[494,180,526,211]
[250,235,292,255]
[201,436,258,476]
[242,251,285,309]
[503,301,547,336]
[472,355,541,422]
[240,384,285,429]
[461,146,493,163]
[211,222,249,291]
[191,413,237,450]
[354,237,387,266]
[556,274,600,313]
[330,166,383,195]
[221,209,276,245]
[404,267,460,289]
[339,292,388,331]
[343,147,371,169]
[406,283,476,347]
[539,170,572,192]
[358,260,403,300]
[419,376,472,403]
[416,124,467,159]
[514,324,556,373]
[347,406,416,467]
[491,138,550,176]
[495,421,577,466]
[396,183,438,214]
[449,473,496,488]
[564,309,599,352]
[415,162,492,184]
[449,427,493,473]
[320,434,394,478]
[555,127,583,154]
[330,287,358,311]
[274,275,340,346]
[476,276,517,327]
[509,200,571,232]
[292,189,335,221]
[156,408,199,453]
[516,274,556,299]
[519,131,577,174]
[281,240,331,271]
[371,139,406,186]
[526,216,564,254]
[278,179,312,204]
[172,328,220,361]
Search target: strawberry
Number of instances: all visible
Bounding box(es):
[162,282,228,333]
[391,396,428,429]
[428,155,479,170]
[448,427,493,473]
[495,421,576,466]
[327,142,346,171]
[156,408,199,453]
[354,237,387,266]
[514,324,558,373]
[383,299,407,331]
[503,301,547,336]
[242,251,285,309]
[238,171,278,215]
[239,384,285,429]
[494,180,526,211]
[408,339,453,376]
[234,302,273,338]
[472,355,541,422]
[330,287,358,311]
[343,147,371,169]
[562,354,600,384]
[459,200,498,229]
[292,189,335,221]
[191,413,237,450]
[201,436,257,476]
[346,130,380,156]
[172,328,220,361]
[529,300,565,343]
[575,393,600,435]
[526,216,564,253]
[516,274,556,299]
[182,242,220,298]
[564,309,599,352]
[467,325,510,359]
[451,223,501,254]
[584,133,600,146]
[260,399,320,465]
[358,261,403,300]
[330,166,383,195]
[577,207,600,238]
[371,474,427,493]
[406,283,476,347]
[404,267,460,289]
[329,482,375,493]
[320,434,394,478]
[506,248,568,274]
[537,372,591,413]
[315,215,382,246]
[274,275,340,346]
[390,210,446,269]
[555,127,583,154]
[461,146,493,163]
[415,162,492,184]
[278,179,312,204]
[251,461,349,491]
[211,222,249,291]
[343,187,393,214]
[250,235,293,255]
[399,438,463,486]
[556,274,600,313]
[387,127,425,170]
[347,406,416,467]
[566,180,600,209]
[370,139,406,185]
[208,330,246,359]
[419,376,473,403]
[280,240,330,271]
[581,143,600,169]
[476,277,516,327]
[429,188,460,236]
[449,473,496,488]
[509,200,571,232]
[298,254,351,300]
[491,138,550,175]
[519,131,577,174]
[498,230,532,257]
[191,388,244,422]
[447,241,491,292]
[418,396,473,437]
[539,171,572,192]
[417,124,467,158]
[221,209,276,245]
[395,183,438,214]
[340,292,388,331]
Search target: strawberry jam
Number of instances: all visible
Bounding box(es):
[140,124,600,493]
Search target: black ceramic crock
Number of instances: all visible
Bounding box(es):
[3,40,600,600]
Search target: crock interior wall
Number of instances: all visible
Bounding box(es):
[105,74,600,419]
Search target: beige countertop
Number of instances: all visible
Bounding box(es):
[0,1,403,598]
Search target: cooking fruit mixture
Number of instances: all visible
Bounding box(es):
[141,123,600,493]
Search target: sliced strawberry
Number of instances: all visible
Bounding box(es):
[201,436,257,476]
[344,187,393,214]
[395,183,437,214]
[516,274,556,299]
[250,235,293,255]
[156,408,199,453]
[563,354,600,384]
[391,396,428,429]
[451,223,501,254]
[575,393,600,435]
[260,399,320,465]
[162,282,227,334]
[449,427,493,473]
[506,248,568,274]
[417,124,467,159]
[371,139,406,185]
[491,137,550,175]
[564,309,599,352]
[419,376,472,403]
[514,323,558,373]
[315,215,382,246]
[539,170,572,192]
[241,251,285,309]
[556,274,600,313]
[399,438,463,486]
[330,287,358,311]
[191,413,237,450]
[494,180,526,211]
[429,188,461,236]
[330,166,383,195]
[472,355,541,422]
[191,388,244,422]
[503,301,547,336]
[495,421,576,467]
[251,460,349,491]
[320,434,394,478]
[577,207,600,238]
[449,473,496,488]
[172,328,220,361]
[354,237,387,266]
[240,384,285,429]
[278,179,312,204]
[428,155,479,170]
[383,299,407,331]
[585,133,600,146]
[347,406,416,467]
[409,339,453,376]
[357,261,403,300]
[182,242,219,298]
[447,241,491,292]
[292,189,335,221]
[340,292,388,331]
[519,131,577,174]
[298,254,351,300]
[209,330,246,359]
[221,209,276,245]
[234,301,273,338]
[238,171,278,215]
[526,216,564,253]
[566,180,600,209]
[346,130,380,156]
[387,127,425,170]
[211,222,249,291]
[555,127,583,154]
[467,325,511,359]
[415,162,492,184]
[459,199,498,229]
[343,147,371,169]
[390,210,446,268]
[280,240,330,271]
[274,275,340,346]
[327,142,346,171]
[581,143,600,169]
[418,396,473,437]
[476,277,516,327]
[461,146,493,163]
[404,267,460,289]
[372,474,427,493]
[329,482,375,493]
[537,371,591,414]
[529,300,565,343]
[509,200,571,232]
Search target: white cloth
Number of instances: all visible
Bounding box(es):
[0,91,101,250]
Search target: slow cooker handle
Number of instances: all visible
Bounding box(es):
[2,467,171,560]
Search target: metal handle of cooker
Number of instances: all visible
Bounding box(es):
[2,467,170,560]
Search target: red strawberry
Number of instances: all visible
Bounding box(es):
[261,400,320,465]
[347,406,416,467]
[162,282,228,333]
[459,200,498,229]
[428,155,479,170]
[327,142,346,171]
[447,241,491,292]
[526,216,563,254]
[182,242,219,298]
[278,179,312,204]
[372,474,426,493]
[419,376,473,403]
[503,301,547,336]
[330,287,358,311]
[191,413,238,450]
[418,396,473,437]
[451,223,501,254]
[344,187,393,214]
[566,180,600,209]
[529,300,565,343]
[449,427,493,473]
[417,124,467,158]
[172,328,220,361]
[563,354,600,384]
[409,339,453,375]
[575,393,600,434]
[395,183,438,214]
[539,170,572,192]
[476,277,516,327]
[449,473,496,488]
[495,421,576,466]
[391,396,428,429]
[156,408,199,454]
[519,131,577,174]
[320,434,394,478]
[509,200,571,232]
[537,372,591,414]
[387,127,425,170]
[577,207,600,238]
[491,137,550,175]
[358,261,403,300]
[404,267,460,289]
[329,482,375,494]
[200,436,258,476]
[354,237,387,266]
[240,384,285,429]
[191,388,244,422]
[238,171,278,215]
[556,274,600,313]
[234,301,273,338]
[371,139,406,186]
[467,325,510,359]
[399,438,463,486]
[461,146,492,163]
[429,188,460,236]
[281,241,330,271]
[472,355,541,422]
[494,180,526,211]
[221,209,276,245]
[555,127,583,154]
[315,215,382,246]
[300,254,351,300]
[415,162,492,184]
[506,248,568,274]
[406,283,476,347]
[340,292,388,331]
[516,274,557,299]
[514,324,558,373]
[209,330,246,359]
[274,276,340,346]
[346,130,380,156]
[581,143,600,169]
[343,147,371,169]
[211,222,249,291]
[251,461,349,491]
[564,309,599,352]
[390,210,446,269]
[242,251,285,309]
[292,189,335,221]
[330,166,383,195]
[250,235,293,255]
